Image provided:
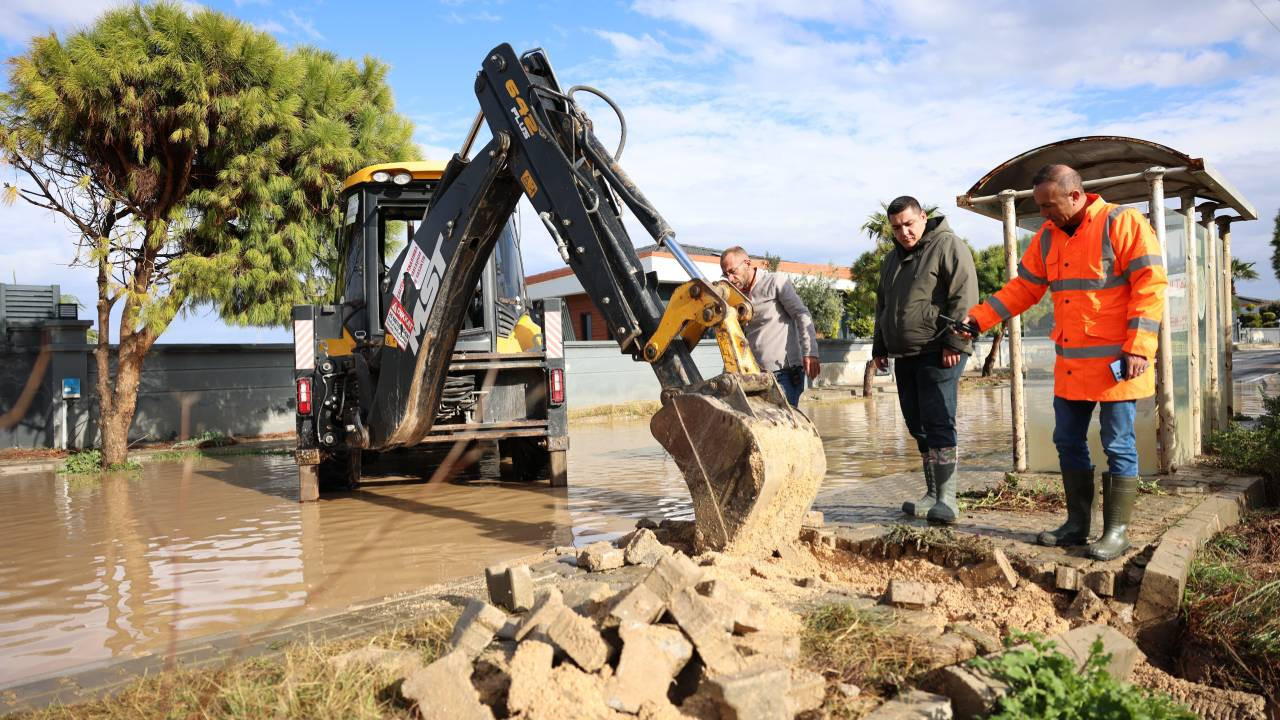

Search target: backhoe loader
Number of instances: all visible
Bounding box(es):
[291,44,825,553]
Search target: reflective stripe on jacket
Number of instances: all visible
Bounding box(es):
[968,194,1167,401]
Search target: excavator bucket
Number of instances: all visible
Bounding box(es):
[651,373,826,555]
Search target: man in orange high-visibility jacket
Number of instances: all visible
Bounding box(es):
[960,164,1166,561]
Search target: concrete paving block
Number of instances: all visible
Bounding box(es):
[485,563,534,613]
[864,689,954,719]
[799,527,821,545]
[636,517,660,530]
[514,587,564,642]
[401,650,494,720]
[609,582,667,626]
[733,630,801,664]
[883,579,938,609]
[921,632,977,667]
[607,622,694,713]
[948,622,1002,655]
[803,510,824,527]
[668,586,743,675]
[1054,564,1080,592]
[623,528,670,567]
[924,666,1007,720]
[505,640,554,716]
[578,541,625,572]
[788,668,827,715]
[644,552,704,601]
[708,664,792,720]
[450,599,507,660]
[1067,587,1110,623]
[1082,568,1116,597]
[957,549,1018,589]
[1052,624,1143,681]
[730,600,771,635]
[545,606,611,672]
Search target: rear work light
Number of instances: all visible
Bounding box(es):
[296,378,313,415]
[549,368,565,406]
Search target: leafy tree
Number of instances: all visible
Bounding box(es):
[0,3,416,466]
[793,271,843,338]
[762,253,782,272]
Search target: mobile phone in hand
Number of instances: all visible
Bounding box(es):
[1109,357,1125,382]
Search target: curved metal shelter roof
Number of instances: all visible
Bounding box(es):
[957,136,1256,222]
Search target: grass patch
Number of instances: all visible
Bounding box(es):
[148,447,293,463]
[17,610,457,719]
[57,449,141,475]
[959,473,1064,513]
[568,400,662,422]
[1182,510,1280,705]
[801,602,929,717]
[968,632,1195,719]
[869,525,990,567]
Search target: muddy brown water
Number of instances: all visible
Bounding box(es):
[5,381,1248,687]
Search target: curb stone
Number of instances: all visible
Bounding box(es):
[1134,474,1265,626]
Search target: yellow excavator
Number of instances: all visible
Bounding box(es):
[291,44,825,553]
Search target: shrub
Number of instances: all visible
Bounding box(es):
[968,632,1195,719]
[1208,391,1280,485]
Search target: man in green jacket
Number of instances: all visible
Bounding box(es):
[871,196,978,525]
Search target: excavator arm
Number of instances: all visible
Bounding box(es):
[370,44,825,553]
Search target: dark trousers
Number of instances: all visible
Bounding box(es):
[893,351,967,454]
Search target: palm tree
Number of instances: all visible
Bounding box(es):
[860,202,940,247]
[1231,259,1259,297]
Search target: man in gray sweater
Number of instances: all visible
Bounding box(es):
[871,196,978,525]
[719,246,820,407]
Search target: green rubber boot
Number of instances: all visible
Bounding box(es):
[926,450,959,525]
[1089,475,1137,561]
[1037,468,1095,547]
[902,454,936,518]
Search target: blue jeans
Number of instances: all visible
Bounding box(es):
[894,351,967,454]
[1052,397,1139,477]
[774,366,805,407]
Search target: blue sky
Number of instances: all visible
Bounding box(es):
[2,0,1279,343]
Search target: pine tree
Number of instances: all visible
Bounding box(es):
[0,3,416,466]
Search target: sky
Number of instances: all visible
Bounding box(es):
[1,0,1279,343]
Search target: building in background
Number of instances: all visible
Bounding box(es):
[526,243,853,341]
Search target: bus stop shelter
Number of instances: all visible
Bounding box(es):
[957,136,1256,474]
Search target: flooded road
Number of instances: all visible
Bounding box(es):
[0,378,1258,686]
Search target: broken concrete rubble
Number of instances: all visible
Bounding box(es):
[622,527,670,566]
[401,650,494,720]
[450,599,508,660]
[606,622,693,713]
[883,579,938,609]
[956,549,1017,589]
[485,563,534,613]
[578,540,625,572]
[513,586,563,642]
[708,665,792,720]
[545,605,611,672]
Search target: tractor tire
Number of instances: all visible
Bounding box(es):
[498,437,549,482]
[318,449,362,491]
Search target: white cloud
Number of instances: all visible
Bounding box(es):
[523,0,1279,300]
[282,9,322,41]
[0,0,121,43]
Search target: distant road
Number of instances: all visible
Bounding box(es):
[1234,348,1280,384]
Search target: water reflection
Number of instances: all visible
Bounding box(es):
[0,389,1017,686]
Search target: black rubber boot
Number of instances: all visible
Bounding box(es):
[1089,475,1137,561]
[926,455,959,525]
[902,454,936,517]
[1037,468,1095,547]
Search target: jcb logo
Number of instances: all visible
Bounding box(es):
[504,79,539,139]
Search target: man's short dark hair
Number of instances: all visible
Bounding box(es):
[887,196,922,216]
[1031,164,1084,192]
